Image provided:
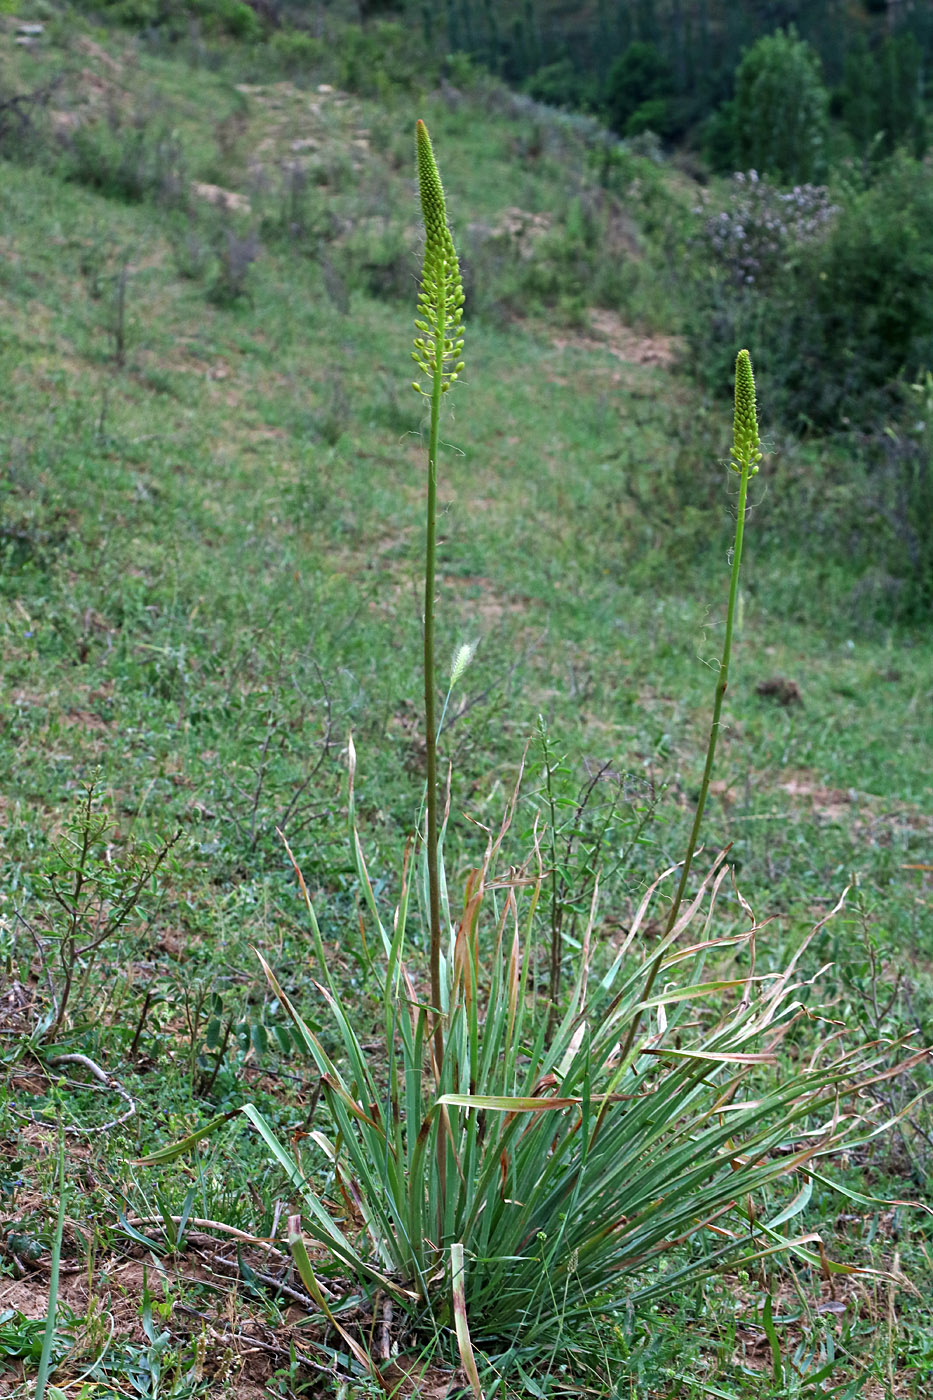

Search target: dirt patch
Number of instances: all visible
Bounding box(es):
[553,308,680,367]
[756,675,803,706]
[73,35,126,76]
[467,205,552,260]
[709,767,933,848]
[0,980,34,1035]
[442,573,534,626]
[0,1236,469,1398]
[723,1265,921,1394]
[778,776,856,826]
[237,79,363,174]
[0,1269,95,1324]
[190,181,252,215]
[776,771,927,836]
[62,707,111,731]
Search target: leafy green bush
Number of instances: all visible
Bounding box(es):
[731,27,829,184]
[79,0,159,25]
[805,159,933,416]
[335,20,432,98]
[686,156,933,433]
[524,58,598,113]
[73,0,263,40]
[61,110,187,207]
[208,0,261,41]
[264,27,327,81]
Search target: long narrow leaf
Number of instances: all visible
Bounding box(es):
[451,1243,485,1399]
[288,1215,387,1389]
[135,1111,238,1165]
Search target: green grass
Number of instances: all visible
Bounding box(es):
[0,12,931,1398]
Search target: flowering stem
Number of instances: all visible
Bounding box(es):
[412,119,465,1075]
[664,464,749,928]
[424,289,445,1074]
[619,350,761,1066]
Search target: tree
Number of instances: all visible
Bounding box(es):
[603,40,674,138]
[840,31,928,159]
[733,26,829,183]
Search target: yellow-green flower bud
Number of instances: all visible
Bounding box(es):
[732,349,762,476]
[413,120,465,395]
[417,119,447,243]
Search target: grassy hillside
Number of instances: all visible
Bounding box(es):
[0,10,931,1398]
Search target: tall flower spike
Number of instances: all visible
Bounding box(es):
[732,348,762,475]
[412,119,465,396]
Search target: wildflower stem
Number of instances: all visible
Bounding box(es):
[620,350,760,1065]
[424,290,445,1073]
[665,462,749,928]
[414,118,465,1075]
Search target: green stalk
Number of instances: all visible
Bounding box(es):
[35,1128,66,1400]
[664,461,750,928]
[537,719,563,1040]
[412,119,466,1075]
[620,351,762,1065]
[424,298,445,1073]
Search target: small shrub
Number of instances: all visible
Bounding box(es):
[335,20,431,98]
[62,108,187,208]
[25,778,176,1038]
[203,0,262,42]
[902,376,933,619]
[264,27,326,82]
[259,161,337,249]
[623,95,673,139]
[524,58,598,113]
[168,214,213,281]
[73,0,263,41]
[866,378,933,622]
[78,0,160,26]
[105,254,131,367]
[208,224,261,306]
[342,217,412,302]
[0,76,61,164]
[805,158,933,418]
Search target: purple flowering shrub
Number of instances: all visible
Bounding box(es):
[696,170,837,288]
[685,155,933,435]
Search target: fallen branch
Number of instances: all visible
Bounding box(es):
[121,1215,290,1263]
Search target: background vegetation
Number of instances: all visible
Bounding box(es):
[0,1,931,1396]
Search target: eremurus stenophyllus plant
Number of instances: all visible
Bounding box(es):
[143,126,931,1384]
[411,117,465,1073]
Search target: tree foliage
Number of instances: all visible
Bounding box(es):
[840,32,928,159]
[732,27,829,183]
[604,41,674,138]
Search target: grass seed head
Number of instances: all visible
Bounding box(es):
[449,640,477,688]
